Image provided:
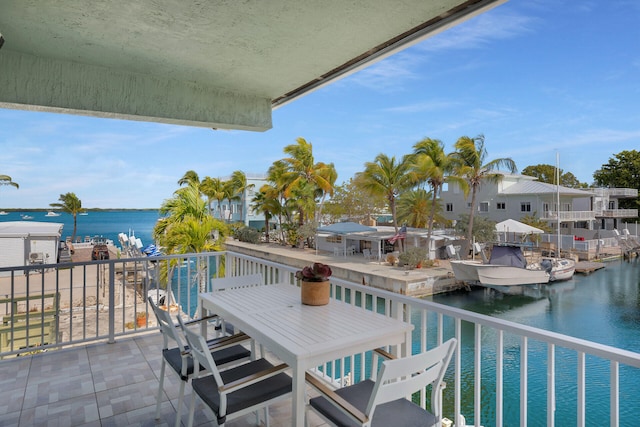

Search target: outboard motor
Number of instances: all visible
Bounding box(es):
[540,259,553,273]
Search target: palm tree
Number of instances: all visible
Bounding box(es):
[251,185,281,242]
[397,188,443,229]
[411,138,467,258]
[452,135,517,253]
[178,170,200,187]
[200,177,226,219]
[0,174,19,208]
[50,193,85,242]
[356,153,413,251]
[281,137,336,227]
[230,170,254,225]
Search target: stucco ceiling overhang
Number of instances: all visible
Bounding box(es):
[0,0,505,131]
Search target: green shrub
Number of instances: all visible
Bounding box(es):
[398,247,427,269]
[235,227,260,244]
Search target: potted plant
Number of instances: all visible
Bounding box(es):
[295,262,332,306]
[136,311,147,327]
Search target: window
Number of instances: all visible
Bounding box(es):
[521,202,531,212]
[446,203,453,212]
[496,202,505,210]
[327,235,342,243]
[563,203,571,211]
[608,201,616,209]
[543,203,550,212]
[479,202,489,213]
[467,202,472,208]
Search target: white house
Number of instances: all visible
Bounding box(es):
[0,221,63,271]
[440,173,638,233]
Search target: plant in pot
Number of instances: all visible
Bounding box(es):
[295,262,332,306]
[136,311,147,327]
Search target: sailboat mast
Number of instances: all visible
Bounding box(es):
[556,152,560,257]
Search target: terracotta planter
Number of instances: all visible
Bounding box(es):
[136,314,147,327]
[300,280,330,306]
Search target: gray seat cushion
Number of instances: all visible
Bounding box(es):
[309,379,438,427]
[191,358,292,423]
[163,343,250,380]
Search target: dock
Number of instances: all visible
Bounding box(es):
[575,261,606,274]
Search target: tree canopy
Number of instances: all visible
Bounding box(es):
[593,150,640,211]
[521,164,587,188]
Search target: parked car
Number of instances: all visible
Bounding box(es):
[91,244,110,260]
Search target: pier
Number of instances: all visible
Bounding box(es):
[574,261,606,274]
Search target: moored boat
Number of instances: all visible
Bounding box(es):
[45,211,61,217]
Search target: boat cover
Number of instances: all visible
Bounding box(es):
[489,245,527,268]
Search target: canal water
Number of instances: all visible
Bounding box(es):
[429,259,640,426]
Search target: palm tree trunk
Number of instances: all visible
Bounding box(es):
[426,189,438,260]
[466,185,478,259]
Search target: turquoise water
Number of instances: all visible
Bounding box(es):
[430,260,640,426]
[0,210,159,247]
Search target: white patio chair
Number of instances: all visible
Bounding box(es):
[306,338,457,427]
[209,273,264,335]
[363,248,372,260]
[178,315,292,427]
[148,297,252,427]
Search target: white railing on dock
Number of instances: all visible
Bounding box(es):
[0,251,639,426]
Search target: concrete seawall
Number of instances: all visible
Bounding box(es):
[226,240,461,297]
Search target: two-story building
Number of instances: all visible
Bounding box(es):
[440,173,638,234]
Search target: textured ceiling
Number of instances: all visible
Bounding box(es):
[0,0,506,130]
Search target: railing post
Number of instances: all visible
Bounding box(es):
[108,260,115,343]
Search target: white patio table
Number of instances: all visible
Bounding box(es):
[199,283,414,426]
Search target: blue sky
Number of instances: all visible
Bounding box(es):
[1,0,639,209]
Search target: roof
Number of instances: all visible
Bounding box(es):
[317,222,376,234]
[500,180,594,197]
[496,219,543,235]
[0,221,63,237]
[0,0,505,131]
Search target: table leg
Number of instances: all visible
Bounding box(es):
[292,365,305,426]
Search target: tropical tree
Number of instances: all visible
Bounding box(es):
[178,170,200,187]
[251,185,281,242]
[452,135,517,254]
[280,137,337,227]
[50,192,85,242]
[200,177,227,219]
[324,177,386,224]
[0,174,19,208]
[411,138,467,257]
[230,170,255,225]
[593,150,640,212]
[521,164,587,188]
[356,153,413,251]
[396,188,444,229]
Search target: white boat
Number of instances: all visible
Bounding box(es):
[20,214,34,220]
[79,212,89,216]
[0,211,8,215]
[45,211,61,217]
[451,245,550,287]
[541,257,576,281]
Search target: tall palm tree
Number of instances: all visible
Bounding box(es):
[178,170,200,187]
[356,153,413,251]
[0,174,19,208]
[452,135,517,253]
[230,170,255,225]
[397,188,438,229]
[50,192,85,242]
[412,138,467,257]
[281,137,336,227]
[251,185,281,242]
[200,177,226,219]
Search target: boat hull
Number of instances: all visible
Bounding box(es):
[477,266,549,286]
[548,258,575,281]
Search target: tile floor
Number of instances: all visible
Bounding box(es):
[0,331,327,426]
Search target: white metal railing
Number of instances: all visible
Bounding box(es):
[599,209,639,218]
[1,251,639,426]
[595,188,638,198]
[540,210,596,221]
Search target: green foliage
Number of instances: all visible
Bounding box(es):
[455,213,497,243]
[397,188,444,229]
[325,177,385,224]
[521,164,587,188]
[398,247,427,269]
[593,150,640,212]
[234,226,260,244]
[519,212,552,233]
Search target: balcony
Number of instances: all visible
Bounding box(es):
[540,210,596,222]
[1,251,639,426]
[598,209,639,218]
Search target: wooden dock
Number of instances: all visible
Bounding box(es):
[574,261,606,274]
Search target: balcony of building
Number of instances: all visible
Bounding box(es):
[1,250,639,426]
[540,210,596,222]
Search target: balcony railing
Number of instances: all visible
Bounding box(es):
[598,209,639,218]
[1,251,639,426]
[595,188,639,198]
[540,210,596,221]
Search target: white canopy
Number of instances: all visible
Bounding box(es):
[496,219,543,235]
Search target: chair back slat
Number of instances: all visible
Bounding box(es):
[366,338,457,419]
[177,316,224,384]
[148,296,187,351]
